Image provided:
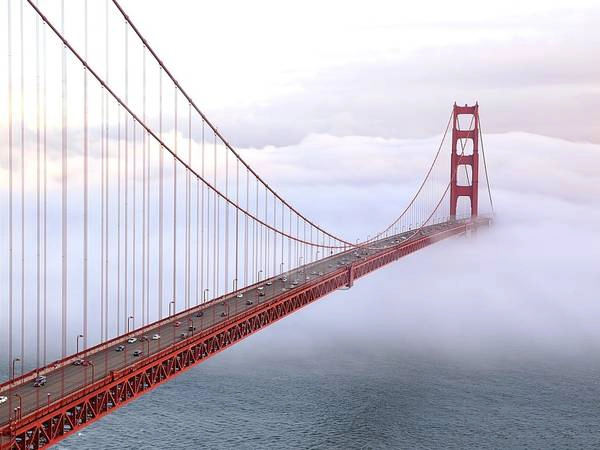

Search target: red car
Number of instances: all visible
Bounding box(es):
[174,321,181,327]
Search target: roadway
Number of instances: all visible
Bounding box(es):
[0,220,466,426]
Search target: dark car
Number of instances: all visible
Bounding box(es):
[195,311,204,318]
[188,326,196,332]
[258,291,266,297]
[115,345,125,352]
[132,350,142,357]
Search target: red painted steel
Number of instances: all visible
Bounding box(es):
[450,103,479,218]
[0,219,490,449]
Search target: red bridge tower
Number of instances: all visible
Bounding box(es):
[450,103,479,219]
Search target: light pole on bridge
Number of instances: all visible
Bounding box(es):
[87,361,95,384]
[76,334,84,356]
[127,316,134,334]
[11,357,21,381]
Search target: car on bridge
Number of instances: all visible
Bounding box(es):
[138,336,149,342]
[195,311,204,318]
[33,375,46,387]
[115,345,125,352]
[132,350,142,357]
[152,334,160,340]
[127,337,137,344]
[174,321,181,327]
[236,293,244,298]
[0,395,7,405]
[258,291,266,297]
[246,299,253,305]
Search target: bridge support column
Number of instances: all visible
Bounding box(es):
[450,103,479,220]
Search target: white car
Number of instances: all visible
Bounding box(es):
[266,281,273,286]
[257,286,264,291]
[152,334,160,340]
[127,337,137,344]
[236,293,244,298]
[0,395,7,405]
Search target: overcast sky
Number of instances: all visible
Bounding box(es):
[117,0,600,146]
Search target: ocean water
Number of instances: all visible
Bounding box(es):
[48,346,600,450]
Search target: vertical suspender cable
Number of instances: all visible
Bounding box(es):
[195,112,200,305]
[142,45,146,325]
[117,105,121,333]
[7,0,14,378]
[42,16,47,364]
[158,67,163,318]
[205,126,211,302]
[280,200,284,273]
[245,168,249,286]
[101,83,106,341]
[254,178,258,283]
[225,140,229,291]
[213,132,217,297]
[20,0,25,374]
[132,120,137,328]
[235,159,239,289]
[36,0,41,368]
[173,86,177,312]
[83,0,89,350]
[186,102,191,308]
[124,19,129,329]
[104,84,110,341]
[272,195,276,277]
[264,187,268,278]
[201,120,205,303]
[61,0,68,359]
[145,63,150,324]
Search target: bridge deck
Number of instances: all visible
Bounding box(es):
[0,218,490,448]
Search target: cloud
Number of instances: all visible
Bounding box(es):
[222,131,600,361]
[2,128,598,374]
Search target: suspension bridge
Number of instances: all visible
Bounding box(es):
[0,1,493,448]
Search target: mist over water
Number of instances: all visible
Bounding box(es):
[47,132,600,448]
[0,130,592,448]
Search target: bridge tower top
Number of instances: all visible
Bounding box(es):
[450,102,480,219]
